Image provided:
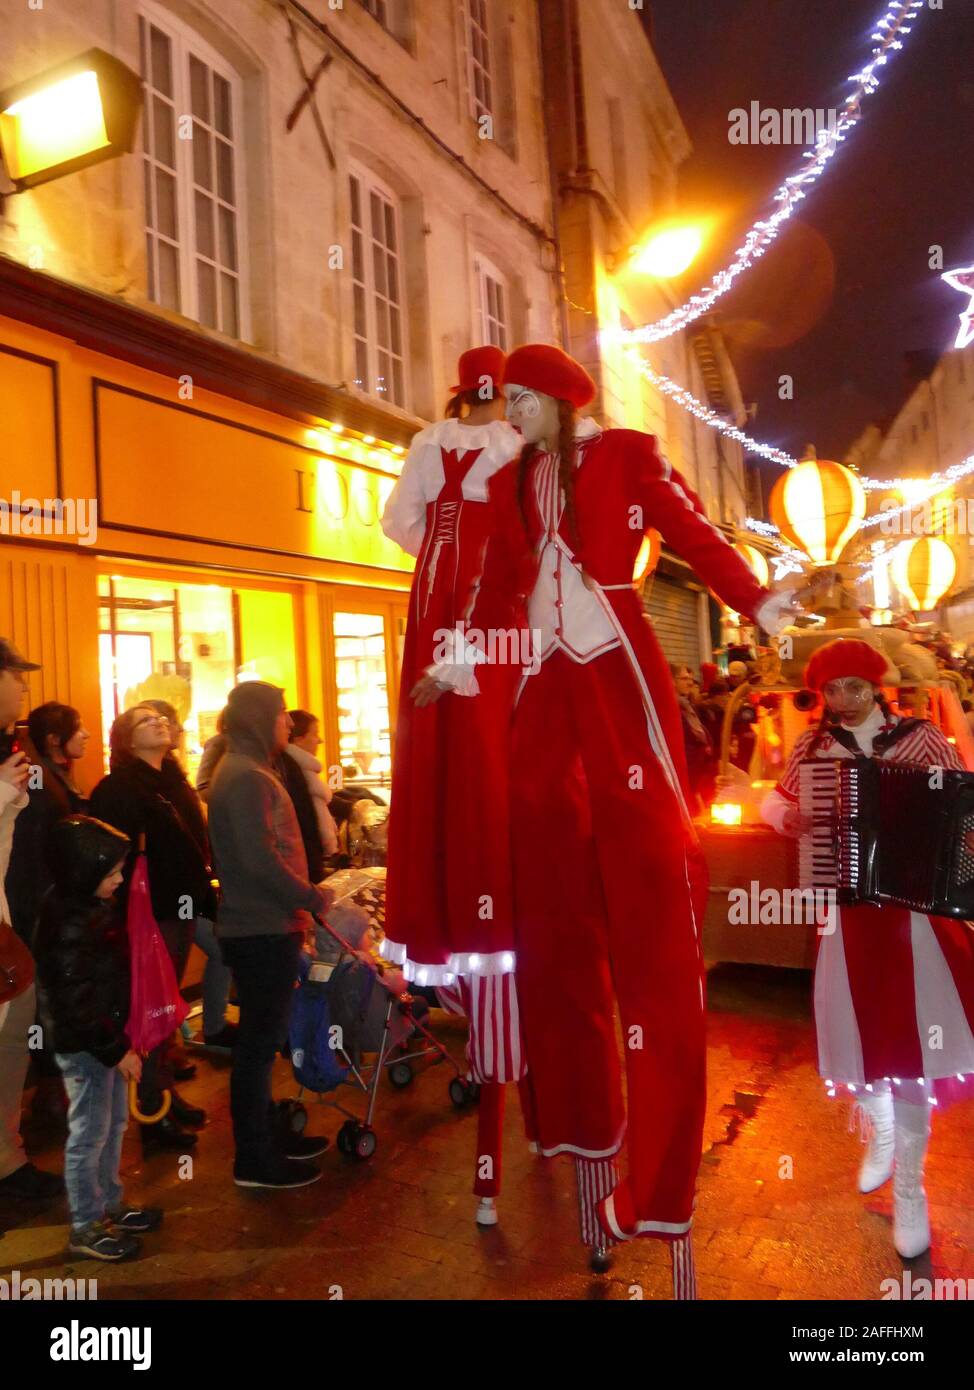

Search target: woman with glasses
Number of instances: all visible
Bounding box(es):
[89,705,218,1155]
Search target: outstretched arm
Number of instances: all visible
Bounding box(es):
[633,434,795,634]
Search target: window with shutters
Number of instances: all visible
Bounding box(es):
[474,257,508,350]
[466,0,494,124]
[139,4,248,339]
[349,166,408,409]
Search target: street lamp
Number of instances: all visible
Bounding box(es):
[0,48,142,193]
[630,223,705,279]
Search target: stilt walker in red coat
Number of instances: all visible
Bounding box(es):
[415,344,799,1296]
[381,348,526,1226]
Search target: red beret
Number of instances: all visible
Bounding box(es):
[804,639,890,692]
[451,346,507,396]
[502,344,597,409]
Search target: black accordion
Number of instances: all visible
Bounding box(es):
[798,758,974,918]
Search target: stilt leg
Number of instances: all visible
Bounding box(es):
[474,1082,505,1225]
[574,1155,619,1272]
[671,1234,697,1300]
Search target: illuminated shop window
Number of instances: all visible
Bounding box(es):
[333,610,392,785]
[98,574,296,780]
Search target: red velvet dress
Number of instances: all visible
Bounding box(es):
[381,422,523,1079]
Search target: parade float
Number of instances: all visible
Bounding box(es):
[700,448,974,968]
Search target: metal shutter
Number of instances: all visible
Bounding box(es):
[643,574,702,672]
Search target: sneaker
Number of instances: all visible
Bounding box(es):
[68,1220,140,1262]
[107,1205,164,1233]
[284,1135,331,1161]
[0,1162,65,1200]
[202,1023,239,1050]
[233,1159,323,1190]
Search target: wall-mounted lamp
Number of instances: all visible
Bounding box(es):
[0,48,142,193]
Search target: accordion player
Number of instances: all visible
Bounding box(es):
[760,638,974,1263]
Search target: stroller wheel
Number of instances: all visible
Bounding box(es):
[388,1060,413,1088]
[337,1120,358,1156]
[354,1127,377,1160]
[448,1076,474,1108]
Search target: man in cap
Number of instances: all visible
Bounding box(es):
[0,638,64,1199]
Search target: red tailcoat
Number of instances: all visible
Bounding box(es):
[460,425,774,1238]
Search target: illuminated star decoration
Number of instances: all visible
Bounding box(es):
[942,265,974,350]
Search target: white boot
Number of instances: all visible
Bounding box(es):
[892,1098,932,1260]
[853,1088,895,1193]
[475,1197,498,1227]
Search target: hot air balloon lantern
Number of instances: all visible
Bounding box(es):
[891,536,956,613]
[733,542,770,590]
[768,446,866,567]
[633,529,661,587]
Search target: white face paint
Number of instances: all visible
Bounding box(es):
[504,383,558,446]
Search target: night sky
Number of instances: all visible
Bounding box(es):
[646,0,974,467]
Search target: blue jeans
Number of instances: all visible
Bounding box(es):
[195,917,232,1036]
[55,1051,128,1231]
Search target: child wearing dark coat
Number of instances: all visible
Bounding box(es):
[34,815,163,1261]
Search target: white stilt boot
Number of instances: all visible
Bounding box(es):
[853,1087,895,1194]
[892,1098,932,1260]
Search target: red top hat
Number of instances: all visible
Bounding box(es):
[502,344,597,409]
[451,346,507,396]
[804,638,889,692]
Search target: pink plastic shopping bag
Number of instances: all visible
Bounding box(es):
[126,853,189,1054]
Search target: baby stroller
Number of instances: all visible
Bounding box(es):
[285,869,473,1159]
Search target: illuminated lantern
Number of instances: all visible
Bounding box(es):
[0,49,142,192]
[733,542,769,589]
[633,530,661,585]
[768,448,865,566]
[891,536,956,612]
[710,802,742,827]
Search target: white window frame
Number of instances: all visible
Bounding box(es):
[473,254,509,351]
[348,162,409,410]
[139,0,250,341]
[465,0,494,124]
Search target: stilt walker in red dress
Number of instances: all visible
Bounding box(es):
[415,344,799,1297]
[381,347,526,1226]
[763,639,974,1259]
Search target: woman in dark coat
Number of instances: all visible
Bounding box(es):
[89,705,216,1151]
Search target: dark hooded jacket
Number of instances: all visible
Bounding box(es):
[33,816,133,1067]
[89,754,216,923]
[207,683,330,939]
[5,754,86,948]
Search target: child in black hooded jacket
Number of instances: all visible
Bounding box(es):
[34,815,164,1261]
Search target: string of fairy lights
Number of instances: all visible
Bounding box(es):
[613,0,926,347]
[631,354,974,530]
[607,0,973,558]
